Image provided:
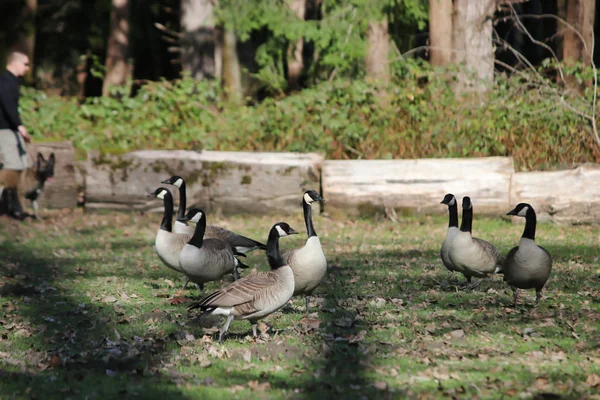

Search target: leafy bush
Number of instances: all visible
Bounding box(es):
[20,63,600,171]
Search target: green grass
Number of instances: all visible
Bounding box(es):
[1,209,599,399]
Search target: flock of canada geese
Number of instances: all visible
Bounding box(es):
[148,176,552,342]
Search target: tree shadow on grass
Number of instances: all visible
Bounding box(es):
[0,241,191,399]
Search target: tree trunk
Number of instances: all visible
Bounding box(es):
[563,0,595,64]
[287,0,306,90]
[365,18,390,83]
[452,0,494,97]
[10,0,36,85]
[102,0,130,96]
[181,0,217,80]
[221,28,243,101]
[428,0,453,66]
[556,0,567,59]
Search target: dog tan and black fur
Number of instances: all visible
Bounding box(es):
[0,152,55,219]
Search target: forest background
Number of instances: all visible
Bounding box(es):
[2,0,600,171]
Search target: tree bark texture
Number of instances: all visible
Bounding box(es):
[562,0,595,65]
[365,18,390,83]
[287,0,306,90]
[221,28,243,101]
[452,0,494,96]
[102,0,130,96]
[10,0,37,85]
[181,0,217,80]
[429,0,453,66]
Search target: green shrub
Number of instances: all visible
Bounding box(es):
[20,63,600,170]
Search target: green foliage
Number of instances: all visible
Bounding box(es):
[20,62,600,170]
[215,0,428,92]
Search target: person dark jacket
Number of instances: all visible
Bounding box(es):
[0,70,23,131]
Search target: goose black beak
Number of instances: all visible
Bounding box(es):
[147,192,157,198]
[289,228,299,235]
[506,209,517,216]
[160,179,171,184]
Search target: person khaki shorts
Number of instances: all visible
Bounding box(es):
[0,128,29,170]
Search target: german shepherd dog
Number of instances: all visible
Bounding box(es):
[0,152,55,219]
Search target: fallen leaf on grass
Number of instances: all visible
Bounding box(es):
[248,380,271,392]
[164,279,175,288]
[169,297,189,305]
[299,317,321,331]
[373,381,387,390]
[242,349,252,363]
[586,374,600,387]
[534,377,550,391]
[103,295,117,303]
[230,384,245,394]
[448,329,465,339]
[49,355,61,368]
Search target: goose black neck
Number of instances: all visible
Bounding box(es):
[303,200,317,238]
[522,210,537,240]
[188,214,206,248]
[460,206,472,233]
[176,182,187,220]
[447,202,458,228]
[266,229,284,270]
[160,194,174,232]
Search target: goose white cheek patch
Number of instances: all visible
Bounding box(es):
[174,178,183,187]
[156,190,167,200]
[517,206,529,217]
[448,197,456,206]
[304,193,314,204]
[190,212,203,223]
[276,225,287,236]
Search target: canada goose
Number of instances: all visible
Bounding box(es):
[178,207,248,294]
[188,222,298,342]
[161,175,267,253]
[448,197,504,286]
[147,187,190,276]
[440,193,459,276]
[160,175,194,235]
[501,203,552,306]
[283,190,327,313]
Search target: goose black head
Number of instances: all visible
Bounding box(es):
[161,175,184,188]
[181,207,205,223]
[147,187,172,200]
[440,193,456,206]
[462,196,472,210]
[303,190,324,205]
[274,222,298,237]
[507,203,534,218]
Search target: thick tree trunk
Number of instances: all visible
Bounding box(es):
[102,0,130,96]
[563,0,595,63]
[10,0,36,85]
[365,18,390,83]
[428,0,453,66]
[452,0,494,96]
[221,28,243,101]
[562,0,595,88]
[287,0,306,90]
[556,0,567,59]
[181,0,217,80]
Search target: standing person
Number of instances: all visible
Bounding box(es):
[0,51,31,218]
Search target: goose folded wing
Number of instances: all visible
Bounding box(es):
[199,273,279,308]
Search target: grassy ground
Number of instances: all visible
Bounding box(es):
[0,208,599,399]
